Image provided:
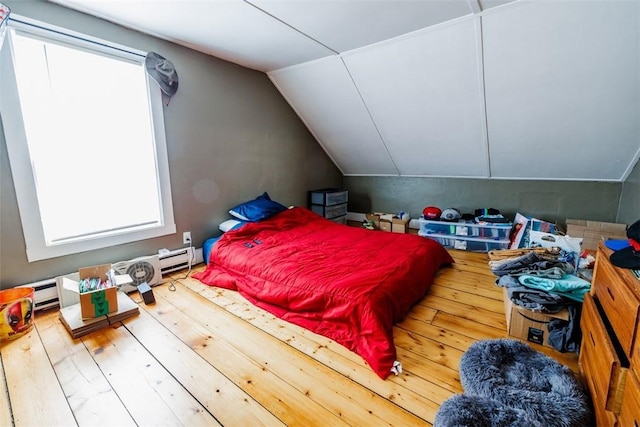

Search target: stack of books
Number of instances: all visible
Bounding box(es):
[60,292,140,338]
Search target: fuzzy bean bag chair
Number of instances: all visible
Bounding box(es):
[434,339,592,427]
[435,394,543,427]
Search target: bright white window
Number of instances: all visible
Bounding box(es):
[1,16,175,262]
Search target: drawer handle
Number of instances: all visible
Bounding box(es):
[607,286,615,301]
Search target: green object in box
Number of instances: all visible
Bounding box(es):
[90,290,111,317]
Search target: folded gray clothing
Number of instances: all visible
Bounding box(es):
[495,275,520,288]
[492,252,573,277]
[490,252,541,274]
[507,285,573,313]
[494,264,568,279]
[516,266,567,279]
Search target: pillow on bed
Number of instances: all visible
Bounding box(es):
[229,192,286,222]
[219,219,247,232]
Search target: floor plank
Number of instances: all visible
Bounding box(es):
[431,311,507,341]
[1,326,76,426]
[83,321,219,426]
[123,308,285,427]
[419,294,507,330]
[1,248,581,426]
[36,311,135,426]
[428,284,505,313]
[0,346,14,427]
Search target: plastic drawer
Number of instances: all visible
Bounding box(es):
[419,233,510,252]
[311,203,347,219]
[329,215,347,225]
[309,189,348,206]
[418,218,512,240]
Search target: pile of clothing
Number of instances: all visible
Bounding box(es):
[489,248,591,353]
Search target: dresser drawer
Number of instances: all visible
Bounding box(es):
[592,254,640,356]
[580,293,628,414]
[619,371,640,427]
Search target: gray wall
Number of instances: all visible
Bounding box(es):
[0,0,342,288]
[344,176,624,230]
[618,159,640,225]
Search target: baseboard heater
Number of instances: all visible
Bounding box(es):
[18,278,60,312]
[18,246,202,311]
[159,246,203,275]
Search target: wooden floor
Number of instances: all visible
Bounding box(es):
[0,250,579,427]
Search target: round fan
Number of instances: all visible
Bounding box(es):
[126,261,156,286]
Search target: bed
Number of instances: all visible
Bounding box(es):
[194,204,453,379]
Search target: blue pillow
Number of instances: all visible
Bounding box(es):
[229,192,286,222]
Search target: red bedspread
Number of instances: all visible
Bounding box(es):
[193,207,453,378]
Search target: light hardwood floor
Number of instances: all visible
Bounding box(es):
[0,249,579,426]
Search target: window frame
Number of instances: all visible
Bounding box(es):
[1,15,176,262]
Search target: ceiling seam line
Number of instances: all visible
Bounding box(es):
[243,0,339,54]
[476,15,492,179]
[339,56,402,176]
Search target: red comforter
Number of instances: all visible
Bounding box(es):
[193,207,453,378]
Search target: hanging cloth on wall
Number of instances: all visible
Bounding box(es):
[0,3,10,50]
[145,51,178,106]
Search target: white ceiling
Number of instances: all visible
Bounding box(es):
[49,0,640,181]
[50,0,509,72]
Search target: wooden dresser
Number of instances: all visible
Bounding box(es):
[580,242,640,426]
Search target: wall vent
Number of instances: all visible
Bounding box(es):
[159,246,201,275]
[18,278,60,312]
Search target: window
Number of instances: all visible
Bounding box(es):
[1,16,175,262]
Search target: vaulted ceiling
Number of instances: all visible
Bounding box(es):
[50,0,640,182]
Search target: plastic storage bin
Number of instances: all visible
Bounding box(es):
[329,215,347,225]
[418,218,512,240]
[309,189,348,207]
[311,203,348,219]
[422,234,510,252]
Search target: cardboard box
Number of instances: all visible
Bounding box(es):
[566,219,627,250]
[391,216,409,233]
[366,212,409,233]
[379,219,392,232]
[60,264,131,319]
[503,288,569,349]
[59,292,140,338]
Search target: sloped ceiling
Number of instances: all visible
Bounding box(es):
[50,0,640,181]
